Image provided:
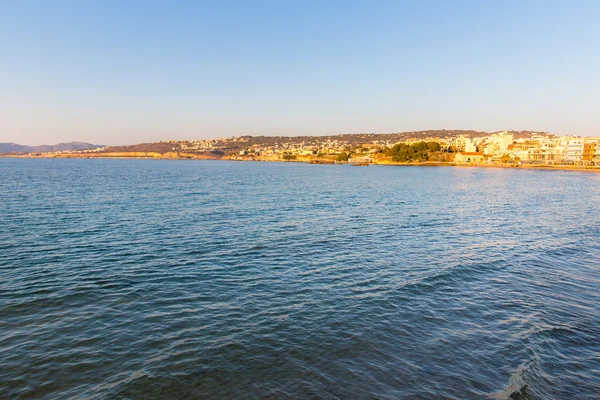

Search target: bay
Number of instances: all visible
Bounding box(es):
[1,159,599,399]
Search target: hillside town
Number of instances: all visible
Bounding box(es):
[206,131,600,166]
[4,130,600,168]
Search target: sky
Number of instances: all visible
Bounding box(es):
[0,0,599,145]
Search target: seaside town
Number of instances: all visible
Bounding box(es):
[226,131,600,166]
[3,130,600,169]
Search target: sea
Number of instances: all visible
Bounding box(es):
[1,158,599,400]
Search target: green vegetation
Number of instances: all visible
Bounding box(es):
[388,141,442,162]
[499,154,520,164]
[336,152,349,162]
[282,154,297,160]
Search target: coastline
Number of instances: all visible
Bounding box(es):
[2,153,599,173]
[381,161,600,173]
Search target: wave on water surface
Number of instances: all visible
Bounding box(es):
[1,159,599,399]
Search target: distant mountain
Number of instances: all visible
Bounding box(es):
[0,142,103,153]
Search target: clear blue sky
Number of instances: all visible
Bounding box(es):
[1,0,599,145]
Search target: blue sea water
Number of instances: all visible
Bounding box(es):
[1,158,599,400]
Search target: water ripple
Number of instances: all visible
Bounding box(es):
[1,159,599,399]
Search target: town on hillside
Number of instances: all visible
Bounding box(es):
[8,130,600,167]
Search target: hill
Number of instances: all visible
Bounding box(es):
[0,142,103,154]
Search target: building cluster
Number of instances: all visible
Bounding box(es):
[450,132,600,164]
[34,146,109,155]
[238,139,355,157]
[176,139,219,152]
[49,131,599,166]
[230,131,600,165]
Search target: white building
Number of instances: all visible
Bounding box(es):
[483,131,514,156]
[465,138,476,152]
[454,136,468,151]
[565,138,584,161]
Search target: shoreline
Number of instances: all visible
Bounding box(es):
[2,154,599,173]
[380,161,600,173]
